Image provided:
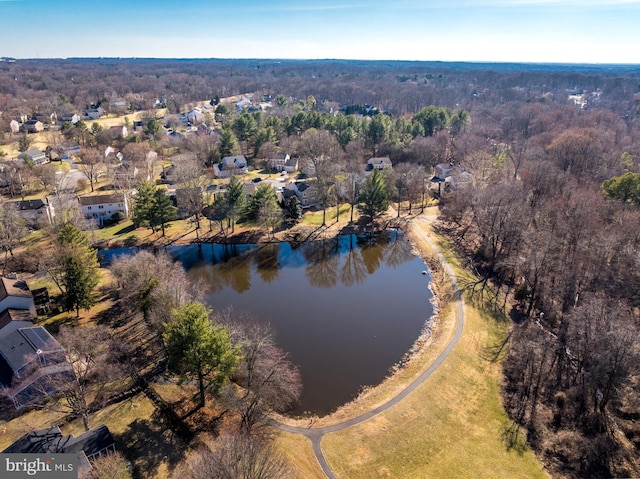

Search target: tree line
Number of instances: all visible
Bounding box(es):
[439,101,640,477]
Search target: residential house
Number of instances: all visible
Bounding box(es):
[58,142,81,160]
[0,275,74,410]
[19,149,49,166]
[444,170,474,191]
[34,113,57,125]
[0,276,37,318]
[0,308,34,330]
[78,192,129,226]
[235,96,252,112]
[9,119,20,133]
[110,99,127,111]
[268,153,298,172]
[20,120,44,133]
[433,162,455,181]
[108,125,128,138]
[196,123,212,135]
[367,157,393,170]
[10,198,55,227]
[186,107,204,125]
[431,163,473,194]
[3,424,116,476]
[0,323,73,409]
[59,113,80,125]
[287,181,318,208]
[214,155,248,178]
[84,107,105,120]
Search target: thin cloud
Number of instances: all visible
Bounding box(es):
[249,3,367,13]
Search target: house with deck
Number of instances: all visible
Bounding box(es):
[19,149,49,166]
[3,424,116,476]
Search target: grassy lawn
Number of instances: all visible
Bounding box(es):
[64,393,188,479]
[300,204,353,227]
[276,432,327,479]
[320,301,546,479]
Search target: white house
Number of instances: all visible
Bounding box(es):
[367,157,393,170]
[268,153,298,172]
[78,192,129,225]
[9,120,20,133]
[0,276,37,318]
[214,155,248,178]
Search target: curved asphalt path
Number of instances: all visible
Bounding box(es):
[272,216,465,479]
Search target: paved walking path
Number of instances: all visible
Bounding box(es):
[272,216,465,479]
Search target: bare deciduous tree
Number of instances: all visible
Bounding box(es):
[224,319,301,435]
[171,434,292,479]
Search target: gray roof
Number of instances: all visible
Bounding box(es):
[3,424,115,473]
[367,157,392,165]
[294,181,310,192]
[13,199,47,211]
[0,277,33,301]
[221,155,247,168]
[2,426,63,453]
[0,326,64,373]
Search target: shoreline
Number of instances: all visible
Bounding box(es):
[273,214,454,427]
[91,211,448,426]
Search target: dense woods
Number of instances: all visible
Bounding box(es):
[1,58,640,478]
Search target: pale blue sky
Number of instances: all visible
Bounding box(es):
[0,0,638,63]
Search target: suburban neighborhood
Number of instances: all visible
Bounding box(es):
[0,54,638,479]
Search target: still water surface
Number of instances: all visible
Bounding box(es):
[103,232,433,415]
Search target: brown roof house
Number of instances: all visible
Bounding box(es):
[78,192,129,226]
[0,276,37,317]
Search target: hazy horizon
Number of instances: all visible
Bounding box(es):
[1,1,639,64]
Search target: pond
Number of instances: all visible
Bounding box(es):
[102,232,434,415]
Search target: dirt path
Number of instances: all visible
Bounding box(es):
[271,214,465,479]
